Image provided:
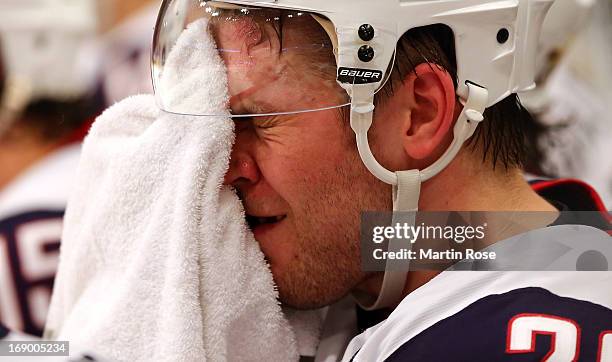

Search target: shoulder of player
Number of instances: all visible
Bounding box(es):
[384,286,612,361]
[346,271,612,361]
[0,144,81,219]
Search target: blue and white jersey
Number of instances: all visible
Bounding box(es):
[0,145,81,336]
[344,269,612,361]
[341,179,612,362]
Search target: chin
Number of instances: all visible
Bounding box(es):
[278,292,333,310]
[274,271,353,310]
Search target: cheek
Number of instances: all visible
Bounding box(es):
[256,122,350,203]
[368,112,408,172]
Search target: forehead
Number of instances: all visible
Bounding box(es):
[208,7,330,51]
[153,1,349,117]
[204,6,344,115]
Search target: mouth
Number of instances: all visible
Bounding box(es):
[246,214,287,231]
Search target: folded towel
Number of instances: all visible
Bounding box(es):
[45,17,299,362]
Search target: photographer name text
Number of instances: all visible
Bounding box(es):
[372,248,496,261]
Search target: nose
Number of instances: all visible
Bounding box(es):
[223,147,261,188]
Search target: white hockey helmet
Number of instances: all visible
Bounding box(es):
[153,0,554,181]
[0,0,99,135]
[521,0,596,113]
[152,0,555,309]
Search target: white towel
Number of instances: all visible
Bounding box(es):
[45,18,300,362]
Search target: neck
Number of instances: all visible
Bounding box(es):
[404,150,557,296]
[419,149,556,212]
[357,149,557,309]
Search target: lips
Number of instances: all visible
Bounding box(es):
[246,214,287,230]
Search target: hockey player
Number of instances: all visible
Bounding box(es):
[0,0,102,336]
[152,1,612,360]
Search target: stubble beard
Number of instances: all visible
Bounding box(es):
[277,150,391,309]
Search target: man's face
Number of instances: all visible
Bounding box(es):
[218,10,392,308]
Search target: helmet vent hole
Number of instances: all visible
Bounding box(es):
[496,28,510,44]
[358,45,375,62]
[358,24,375,41]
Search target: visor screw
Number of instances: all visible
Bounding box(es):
[358,45,375,62]
[497,28,510,44]
[358,24,375,41]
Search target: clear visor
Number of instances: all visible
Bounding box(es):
[152,0,350,117]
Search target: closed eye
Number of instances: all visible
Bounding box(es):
[253,116,282,129]
[233,117,255,132]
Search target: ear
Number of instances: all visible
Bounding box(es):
[400,63,456,160]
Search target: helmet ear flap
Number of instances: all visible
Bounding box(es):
[311,14,338,64]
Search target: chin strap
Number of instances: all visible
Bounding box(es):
[351,83,489,310]
[355,170,421,310]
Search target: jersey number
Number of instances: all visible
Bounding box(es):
[0,215,62,334]
[506,313,612,362]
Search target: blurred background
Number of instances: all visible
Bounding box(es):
[0,0,158,336]
[0,0,610,336]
